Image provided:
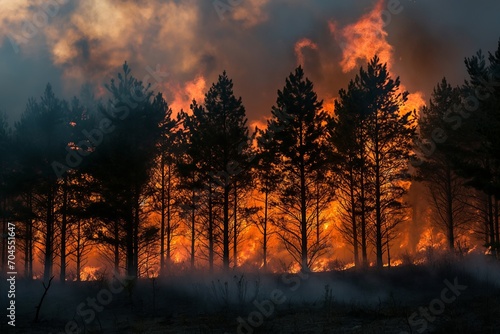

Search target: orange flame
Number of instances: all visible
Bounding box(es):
[332,0,391,73]
[330,0,425,112]
[164,76,207,115]
[416,228,447,252]
[81,266,101,281]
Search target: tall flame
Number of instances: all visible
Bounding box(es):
[330,0,425,112]
[333,1,392,73]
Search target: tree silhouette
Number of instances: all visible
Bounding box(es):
[330,80,373,267]
[350,56,416,268]
[446,42,500,253]
[181,72,252,271]
[414,78,473,250]
[203,72,252,270]
[262,66,332,271]
[177,108,204,269]
[149,104,179,275]
[13,84,74,281]
[254,124,282,270]
[359,56,415,267]
[85,62,171,277]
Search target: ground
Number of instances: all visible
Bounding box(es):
[1,255,499,334]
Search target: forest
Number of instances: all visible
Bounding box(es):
[1,39,499,284]
[2,1,500,333]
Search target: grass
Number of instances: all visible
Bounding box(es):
[2,256,499,333]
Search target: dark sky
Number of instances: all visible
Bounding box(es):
[1,0,500,126]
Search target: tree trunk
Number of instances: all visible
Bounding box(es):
[300,159,308,271]
[126,191,135,277]
[386,233,391,268]
[360,153,368,267]
[114,220,120,274]
[483,198,490,247]
[28,196,34,278]
[76,220,82,282]
[60,176,68,284]
[316,182,320,244]
[166,163,172,271]
[223,182,230,270]
[495,197,499,250]
[190,189,196,269]
[445,167,455,251]
[233,182,238,268]
[375,147,383,269]
[349,166,359,267]
[25,192,33,279]
[160,156,165,274]
[208,184,214,272]
[133,188,140,277]
[488,193,495,248]
[263,190,268,270]
[43,186,54,282]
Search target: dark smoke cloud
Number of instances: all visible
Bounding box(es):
[1,0,500,124]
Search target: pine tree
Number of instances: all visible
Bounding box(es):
[203,72,252,270]
[330,80,372,267]
[447,42,500,253]
[149,98,178,276]
[14,84,71,281]
[414,78,473,251]
[255,124,281,270]
[183,72,252,270]
[262,66,332,271]
[85,62,170,277]
[358,56,416,268]
[176,108,204,270]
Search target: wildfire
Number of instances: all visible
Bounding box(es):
[164,76,207,115]
[402,90,426,115]
[332,0,391,73]
[385,259,403,267]
[342,262,356,270]
[416,228,447,252]
[238,237,258,267]
[81,266,101,281]
[329,0,425,113]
